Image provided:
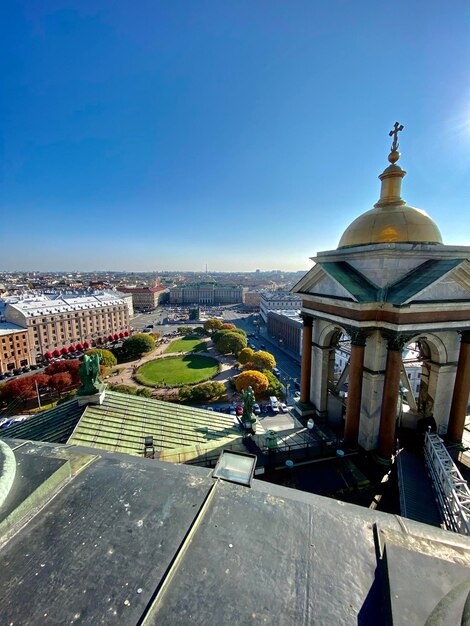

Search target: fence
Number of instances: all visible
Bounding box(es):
[423,431,470,535]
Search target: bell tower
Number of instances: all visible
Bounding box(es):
[293,125,470,458]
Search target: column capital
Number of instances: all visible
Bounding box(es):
[300,313,314,327]
[346,327,369,347]
[381,331,412,352]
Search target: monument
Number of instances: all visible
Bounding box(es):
[76,353,106,406]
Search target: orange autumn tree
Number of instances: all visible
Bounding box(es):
[235,370,269,397]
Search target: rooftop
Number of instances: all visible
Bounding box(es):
[0,321,28,337]
[3,291,126,317]
[1,438,469,624]
[4,391,242,462]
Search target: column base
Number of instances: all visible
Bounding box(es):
[293,400,316,418]
[371,451,394,467]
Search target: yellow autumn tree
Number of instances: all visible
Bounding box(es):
[235,370,269,397]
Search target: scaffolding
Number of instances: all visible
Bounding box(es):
[424,431,470,535]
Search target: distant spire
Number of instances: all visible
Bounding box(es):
[388,122,404,164]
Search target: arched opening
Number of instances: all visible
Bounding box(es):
[399,334,449,431]
[317,324,351,430]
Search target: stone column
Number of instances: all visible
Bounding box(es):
[300,316,313,403]
[378,334,407,458]
[447,331,470,443]
[344,330,367,449]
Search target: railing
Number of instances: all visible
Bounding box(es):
[423,431,470,535]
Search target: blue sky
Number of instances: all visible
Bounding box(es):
[1,1,469,272]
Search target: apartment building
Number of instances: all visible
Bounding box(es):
[3,292,130,362]
[259,291,302,323]
[0,323,31,374]
[118,286,168,311]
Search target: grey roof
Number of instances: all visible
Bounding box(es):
[1,439,470,625]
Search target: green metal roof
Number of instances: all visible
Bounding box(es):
[319,262,379,302]
[67,391,241,458]
[318,259,465,305]
[383,259,464,304]
[2,400,85,444]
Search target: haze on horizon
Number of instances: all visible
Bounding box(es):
[1,1,469,273]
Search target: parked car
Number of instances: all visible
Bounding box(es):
[30,364,39,370]
[22,366,30,373]
[280,403,287,413]
[294,391,301,400]
[229,407,237,416]
[253,403,261,415]
[0,374,7,380]
[13,368,22,376]
[273,368,280,377]
[0,419,14,430]
[236,404,243,416]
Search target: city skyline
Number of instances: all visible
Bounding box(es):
[2,1,470,272]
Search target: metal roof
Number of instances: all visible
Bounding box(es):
[1,439,470,625]
[318,259,466,304]
[2,391,242,460]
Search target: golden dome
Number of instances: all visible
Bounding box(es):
[338,151,443,248]
[338,203,443,248]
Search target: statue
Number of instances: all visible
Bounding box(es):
[77,353,103,396]
[241,386,256,429]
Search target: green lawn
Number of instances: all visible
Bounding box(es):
[135,354,219,387]
[164,336,207,354]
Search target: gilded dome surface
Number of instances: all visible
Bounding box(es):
[337,134,443,248]
[338,203,443,248]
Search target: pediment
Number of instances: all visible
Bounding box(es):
[404,260,470,303]
[292,263,359,302]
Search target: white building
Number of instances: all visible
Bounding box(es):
[260,292,302,323]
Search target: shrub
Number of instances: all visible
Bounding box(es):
[262,370,284,399]
[179,381,226,403]
[85,348,117,368]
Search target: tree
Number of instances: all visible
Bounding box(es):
[248,350,276,372]
[203,318,223,333]
[215,331,247,356]
[263,370,285,399]
[122,333,155,358]
[85,348,117,368]
[189,308,200,321]
[238,347,254,365]
[49,372,72,397]
[45,359,81,384]
[221,323,236,330]
[235,370,269,397]
[3,377,37,402]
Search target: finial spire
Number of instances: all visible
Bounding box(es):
[388,122,404,164]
